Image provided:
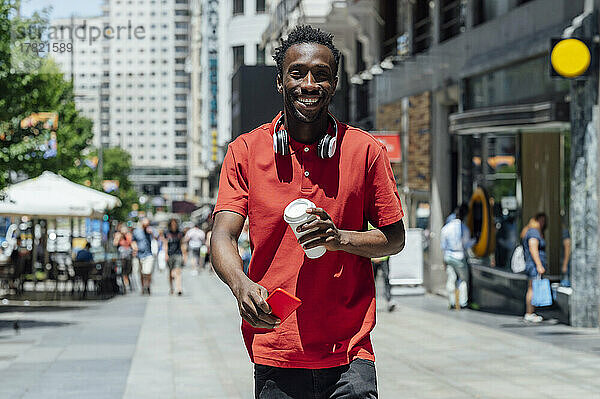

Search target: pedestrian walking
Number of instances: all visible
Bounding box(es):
[560,225,571,287]
[163,218,186,295]
[211,25,405,399]
[203,227,212,271]
[75,242,93,262]
[522,212,547,322]
[157,228,167,272]
[183,222,205,272]
[238,219,251,275]
[132,218,155,295]
[440,204,474,309]
[369,223,396,312]
[113,224,133,292]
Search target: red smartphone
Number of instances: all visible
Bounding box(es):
[266,288,302,323]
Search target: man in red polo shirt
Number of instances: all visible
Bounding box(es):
[211,25,405,398]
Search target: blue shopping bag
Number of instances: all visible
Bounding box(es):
[532,277,553,307]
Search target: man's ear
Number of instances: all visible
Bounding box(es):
[331,75,338,94]
[276,73,283,94]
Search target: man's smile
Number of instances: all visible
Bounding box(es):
[295,95,321,108]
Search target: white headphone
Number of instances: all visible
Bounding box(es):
[272,113,338,159]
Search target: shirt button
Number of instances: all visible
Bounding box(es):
[304,147,309,152]
[304,171,310,177]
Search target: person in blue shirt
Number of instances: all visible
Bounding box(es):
[440,204,475,308]
[75,242,94,262]
[521,212,547,323]
[132,218,155,295]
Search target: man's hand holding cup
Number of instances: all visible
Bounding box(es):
[297,208,346,252]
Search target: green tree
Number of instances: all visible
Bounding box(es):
[80,147,139,221]
[0,1,93,188]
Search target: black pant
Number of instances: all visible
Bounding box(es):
[254,358,378,399]
[372,259,391,302]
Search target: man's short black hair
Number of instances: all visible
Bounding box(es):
[273,25,341,77]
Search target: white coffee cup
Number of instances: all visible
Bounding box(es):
[283,198,326,259]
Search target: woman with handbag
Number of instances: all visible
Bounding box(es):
[521,213,547,323]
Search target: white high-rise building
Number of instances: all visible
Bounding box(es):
[51,16,106,150]
[51,0,193,198]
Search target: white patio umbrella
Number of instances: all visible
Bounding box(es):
[0,171,121,217]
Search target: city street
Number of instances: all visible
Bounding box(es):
[0,270,599,399]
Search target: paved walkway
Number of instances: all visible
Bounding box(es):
[0,269,599,398]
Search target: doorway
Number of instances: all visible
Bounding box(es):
[521,132,562,275]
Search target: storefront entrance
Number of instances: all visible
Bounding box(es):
[521,132,564,275]
[457,130,569,274]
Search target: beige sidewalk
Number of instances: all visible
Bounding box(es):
[122,270,600,399]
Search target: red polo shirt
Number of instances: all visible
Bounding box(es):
[214,113,403,369]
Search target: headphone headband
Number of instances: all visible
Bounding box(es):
[273,112,338,159]
[273,113,338,140]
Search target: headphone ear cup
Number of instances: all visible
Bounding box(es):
[327,136,337,158]
[277,130,289,156]
[317,135,330,159]
[273,131,279,153]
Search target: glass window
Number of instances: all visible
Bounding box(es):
[413,0,431,54]
[256,44,265,65]
[256,0,265,13]
[459,134,519,269]
[233,45,244,71]
[473,0,533,26]
[465,56,569,110]
[439,0,465,42]
[233,0,244,15]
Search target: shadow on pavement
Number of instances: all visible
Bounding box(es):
[0,319,74,331]
[0,305,87,313]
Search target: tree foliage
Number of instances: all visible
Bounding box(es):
[80,147,138,221]
[1,1,93,187]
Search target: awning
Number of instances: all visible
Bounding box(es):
[449,101,570,134]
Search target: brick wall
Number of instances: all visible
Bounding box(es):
[376,99,403,180]
[376,92,431,192]
[408,92,431,192]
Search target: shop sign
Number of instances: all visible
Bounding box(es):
[372,133,402,162]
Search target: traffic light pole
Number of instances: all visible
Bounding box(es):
[567,6,600,328]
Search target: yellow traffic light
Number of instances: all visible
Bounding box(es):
[551,38,591,78]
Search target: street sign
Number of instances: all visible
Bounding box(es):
[371,132,402,162]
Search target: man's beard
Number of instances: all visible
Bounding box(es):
[284,91,328,124]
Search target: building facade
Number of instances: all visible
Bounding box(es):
[369,0,600,326]
[50,16,105,150]
[193,0,271,200]
[51,0,193,199]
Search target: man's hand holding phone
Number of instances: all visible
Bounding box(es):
[233,278,281,329]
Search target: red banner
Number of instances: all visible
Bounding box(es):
[372,134,402,162]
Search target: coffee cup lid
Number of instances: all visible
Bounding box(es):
[284,198,315,223]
